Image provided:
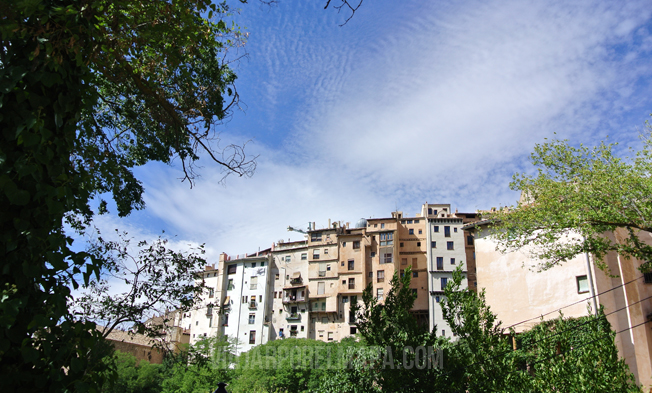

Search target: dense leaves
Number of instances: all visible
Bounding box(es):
[485,128,652,272]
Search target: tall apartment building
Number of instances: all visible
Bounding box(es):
[269,240,309,339]
[424,203,471,337]
[187,203,477,351]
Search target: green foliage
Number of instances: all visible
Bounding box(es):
[350,266,445,392]
[486,127,652,272]
[102,351,163,393]
[1,0,252,391]
[229,337,359,393]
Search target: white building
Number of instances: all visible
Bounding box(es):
[424,203,468,338]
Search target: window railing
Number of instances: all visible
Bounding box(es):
[313,255,320,260]
[290,277,302,285]
[286,313,301,321]
[318,271,326,277]
[348,283,355,289]
[376,277,384,283]
[248,301,257,309]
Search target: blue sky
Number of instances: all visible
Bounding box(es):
[91,0,652,262]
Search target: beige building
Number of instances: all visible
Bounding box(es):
[465,221,652,390]
[270,240,309,339]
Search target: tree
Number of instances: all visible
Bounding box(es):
[485,127,652,272]
[351,266,445,392]
[73,229,208,342]
[1,1,253,391]
[101,350,163,393]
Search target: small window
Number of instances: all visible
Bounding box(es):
[348,278,355,289]
[454,228,458,233]
[249,314,255,324]
[324,248,329,255]
[434,226,439,233]
[227,265,237,274]
[242,296,246,303]
[412,288,417,298]
[261,262,265,267]
[341,261,345,266]
[377,270,385,283]
[319,330,324,338]
[377,288,384,301]
[327,264,331,271]
[409,229,414,235]
[400,269,404,277]
[407,220,413,224]
[342,280,347,285]
[285,256,291,262]
[419,229,422,234]
[401,258,407,265]
[436,257,443,270]
[576,275,589,294]
[435,296,440,303]
[370,251,376,257]
[441,277,448,290]
[348,260,354,270]
[301,253,307,260]
[353,241,360,249]
[275,273,279,280]
[441,330,445,336]
[447,241,454,250]
[467,236,474,245]
[416,242,421,247]
[400,242,404,248]
[328,332,334,341]
[645,272,652,284]
[350,327,357,334]
[431,241,436,248]
[413,271,418,278]
[252,263,256,268]
[444,226,451,237]
[383,253,393,264]
[381,223,385,229]
[249,330,256,344]
[374,224,378,228]
[342,296,349,303]
[342,242,347,247]
[450,258,455,265]
[208,288,214,298]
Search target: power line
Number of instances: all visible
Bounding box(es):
[503,275,644,330]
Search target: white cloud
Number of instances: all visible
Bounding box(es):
[100,0,652,258]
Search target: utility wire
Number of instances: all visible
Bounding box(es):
[504,275,644,330]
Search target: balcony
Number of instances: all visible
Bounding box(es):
[376,277,384,283]
[286,313,301,321]
[290,277,303,285]
[283,295,306,304]
[318,271,326,277]
[348,283,355,290]
[248,301,258,309]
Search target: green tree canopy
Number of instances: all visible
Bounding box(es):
[485,127,652,272]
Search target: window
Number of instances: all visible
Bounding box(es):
[227,265,237,274]
[416,242,421,247]
[434,226,439,233]
[419,229,423,234]
[428,208,432,214]
[249,331,256,344]
[285,256,291,262]
[250,276,258,290]
[227,279,234,291]
[353,241,360,249]
[208,288,214,298]
[341,261,345,266]
[467,235,474,245]
[377,270,385,283]
[327,264,331,271]
[242,296,246,303]
[348,278,355,289]
[381,223,385,229]
[350,327,357,335]
[441,277,448,290]
[368,272,372,278]
[441,330,445,337]
[645,272,652,284]
[351,295,357,303]
[444,226,450,237]
[342,280,347,285]
[318,282,325,295]
[261,262,265,267]
[301,325,305,331]
[275,273,279,280]
[400,269,404,277]
[324,248,328,255]
[318,330,324,338]
[437,257,443,270]
[321,302,326,311]
[342,242,346,247]
[301,253,307,260]
[342,296,349,303]
[311,232,322,242]
[409,229,414,235]
[377,288,384,301]
[431,241,436,248]
[370,251,376,257]
[252,263,256,268]
[407,220,413,224]
[576,275,589,294]
[400,242,404,247]
[380,232,393,246]
[415,220,419,224]
[313,250,320,260]
[401,258,407,265]
[383,253,393,264]
[447,241,454,250]
[412,289,417,298]
[249,314,255,324]
[374,224,378,228]
[348,260,354,270]
[207,305,213,315]
[413,271,418,278]
[273,292,277,299]
[328,332,334,341]
[412,257,417,266]
[451,258,455,265]
[435,296,440,303]
[454,227,458,233]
